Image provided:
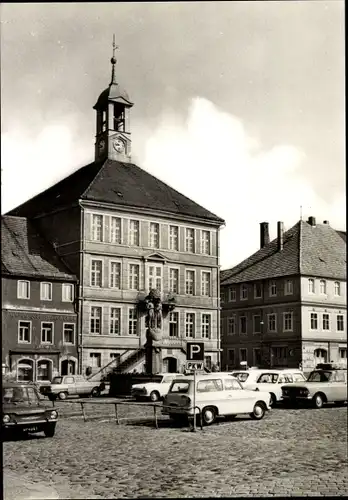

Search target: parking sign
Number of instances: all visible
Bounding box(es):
[186,341,204,361]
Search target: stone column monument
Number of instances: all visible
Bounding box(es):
[144,289,163,374]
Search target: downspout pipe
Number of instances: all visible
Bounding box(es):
[78,203,85,375]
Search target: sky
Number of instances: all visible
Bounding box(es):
[1,1,345,270]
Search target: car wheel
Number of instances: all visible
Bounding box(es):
[270,393,277,407]
[202,406,217,426]
[150,391,160,402]
[91,387,100,398]
[58,392,68,400]
[313,393,324,409]
[44,424,56,438]
[250,401,266,420]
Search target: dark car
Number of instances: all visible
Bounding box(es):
[2,382,58,438]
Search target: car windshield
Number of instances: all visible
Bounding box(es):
[257,373,279,384]
[307,371,333,382]
[169,381,190,394]
[51,377,63,384]
[2,386,40,406]
[162,376,175,384]
[232,372,249,383]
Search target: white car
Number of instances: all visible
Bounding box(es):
[131,373,178,402]
[162,372,272,425]
[230,369,306,406]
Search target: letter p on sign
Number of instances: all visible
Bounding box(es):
[186,341,204,361]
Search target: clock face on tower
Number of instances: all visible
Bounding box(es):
[113,138,125,153]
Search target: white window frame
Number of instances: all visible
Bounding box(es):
[339,347,347,359]
[17,280,30,299]
[185,227,195,253]
[40,282,52,301]
[254,283,262,299]
[91,214,103,242]
[322,313,330,331]
[239,348,248,363]
[169,225,179,251]
[267,313,277,332]
[201,313,211,339]
[283,312,293,332]
[41,321,54,344]
[310,312,318,330]
[63,323,75,344]
[90,259,103,288]
[128,308,138,335]
[169,267,179,294]
[228,316,236,335]
[269,281,277,297]
[253,315,261,334]
[185,269,195,295]
[201,271,211,297]
[109,216,122,244]
[334,281,341,296]
[129,219,140,246]
[62,283,74,302]
[308,278,315,294]
[200,230,211,255]
[18,320,32,343]
[109,261,121,289]
[185,312,195,338]
[148,264,163,292]
[110,307,121,335]
[90,306,102,334]
[240,284,248,300]
[319,279,327,295]
[89,352,102,368]
[129,263,140,290]
[229,287,236,302]
[149,222,160,249]
[169,311,179,337]
[284,279,293,296]
[239,316,247,335]
[337,315,344,332]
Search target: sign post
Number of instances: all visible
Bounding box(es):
[186,342,204,433]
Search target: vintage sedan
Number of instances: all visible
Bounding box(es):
[40,375,104,400]
[2,382,58,438]
[281,365,347,408]
[131,373,178,402]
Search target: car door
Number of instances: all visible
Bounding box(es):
[65,376,75,395]
[196,378,225,413]
[329,371,347,401]
[224,378,253,414]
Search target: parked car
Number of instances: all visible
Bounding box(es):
[131,373,178,402]
[2,382,58,438]
[162,372,272,425]
[281,364,347,408]
[40,375,104,401]
[231,369,306,406]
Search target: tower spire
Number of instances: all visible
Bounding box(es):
[110,34,119,85]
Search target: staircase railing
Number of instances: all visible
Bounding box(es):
[113,348,146,373]
[87,349,132,381]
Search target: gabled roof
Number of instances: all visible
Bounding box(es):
[1,216,77,281]
[8,159,225,225]
[221,220,346,285]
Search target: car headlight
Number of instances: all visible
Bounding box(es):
[3,414,10,423]
[50,410,58,419]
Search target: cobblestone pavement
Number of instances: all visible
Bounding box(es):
[3,404,348,498]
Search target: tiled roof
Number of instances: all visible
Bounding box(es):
[221,220,346,285]
[8,159,225,224]
[1,216,77,281]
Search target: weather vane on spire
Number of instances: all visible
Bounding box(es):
[110,34,119,84]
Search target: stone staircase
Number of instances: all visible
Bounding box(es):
[87,348,146,382]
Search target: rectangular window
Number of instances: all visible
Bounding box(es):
[269,281,277,297]
[185,270,195,295]
[240,284,248,300]
[201,314,211,339]
[272,346,287,360]
[40,282,52,301]
[110,308,121,335]
[17,280,30,299]
[228,349,235,366]
[62,283,74,302]
[41,322,53,344]
[240,316,247,335]
[229,288,236,302]
[337,315,344,331]
[169,312,179,337]
[201,272,211,297]
[128,308,138,335]
[220,290,225,303]
[89,353,101,368]
[169,268,179,294]
[148,265,162,291]
[310,313,318,330]
[185,313,195,338]
[18,321,31,343]
[169,225,179,251]
[201,230,211,255]
[109,262,121,289]
[334,281,341,296]
[90,306,102,334]
[129,264,140,290]
[285,279,293,295]
[253,315,261,334]
[308,278,315,294]
[240,348,247,363]
[149,222,160,248]
[322,313,330,331]
[63,323,75,344]
[320,279,327,295]
[91,260,103,287]
[254,283,262,299]
[129,220,139,246]
[339,348,347,359]
[228,316,236,335]
[253,348,261,366]
[91,214,103,242]
[268,313,276,332]
[185,228,195,253]
[204,355,212,371]
[283,312,293,332]
[110,217,121,244]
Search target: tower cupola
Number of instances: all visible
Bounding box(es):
[94,36,133,162]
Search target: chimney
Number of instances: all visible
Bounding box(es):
[323,220,330,225]
[260,222,270,249]
[277,221,284,251]
[307,216,316,227]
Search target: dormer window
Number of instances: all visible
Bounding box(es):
[240,284,248,300]
[319,279,327,295]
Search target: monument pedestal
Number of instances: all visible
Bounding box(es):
[145,339,162,374]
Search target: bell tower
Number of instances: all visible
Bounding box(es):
[93,36,133,163]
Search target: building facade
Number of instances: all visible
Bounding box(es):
[1,216,78,381]
[220,218,346,372]
[7,50,225,375]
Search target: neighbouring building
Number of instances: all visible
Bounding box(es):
[220,217,347,372]
[7,49,225,375]
[1,216,78,382]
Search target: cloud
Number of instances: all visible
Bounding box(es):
[142,97,346,269]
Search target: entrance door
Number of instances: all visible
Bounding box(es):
[61,359,76,376]
[163,357,177,373]
[17,359,34,382]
